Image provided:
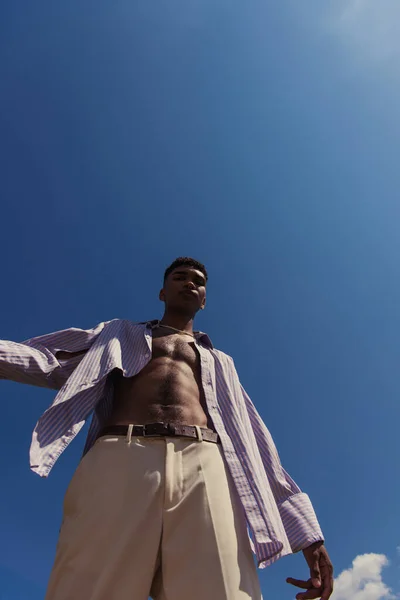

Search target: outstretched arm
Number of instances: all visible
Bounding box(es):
[0,320,110,390]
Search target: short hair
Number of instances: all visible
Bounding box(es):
[163,257,208,285]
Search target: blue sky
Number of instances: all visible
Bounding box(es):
[1,1,400,598]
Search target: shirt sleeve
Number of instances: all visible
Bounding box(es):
[239,380,324,553]
[0,320,111,390]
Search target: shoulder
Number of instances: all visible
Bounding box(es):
[101,319,158,337]
[94,319,143,337]
[101,319,146,329]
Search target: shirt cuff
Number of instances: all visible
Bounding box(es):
[278,492,324,553]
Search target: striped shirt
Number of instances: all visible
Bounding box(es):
[0,318,323,567]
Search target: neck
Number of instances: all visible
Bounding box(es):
[160,309,195,334]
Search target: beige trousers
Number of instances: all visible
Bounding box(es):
[45,433,262,600]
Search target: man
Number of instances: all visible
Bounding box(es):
[0,256,333,600]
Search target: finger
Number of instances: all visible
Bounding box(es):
[309,551,322,588]
[295,588,323,600]
[320,584,334,600]
[320,574,334,600]
[320,557,334,600]
[286,578,312,589]
[295,589,321,600]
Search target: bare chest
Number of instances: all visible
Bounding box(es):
[151,333,199,368]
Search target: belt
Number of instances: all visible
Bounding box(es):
[98,423,220,444]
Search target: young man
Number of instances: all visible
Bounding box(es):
[0,257,333,600]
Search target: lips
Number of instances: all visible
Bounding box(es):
[180,290,197,297]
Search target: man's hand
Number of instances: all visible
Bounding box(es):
[286,541,334,600]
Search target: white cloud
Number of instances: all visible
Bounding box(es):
[332,553,394,600]
[326,0,400,62]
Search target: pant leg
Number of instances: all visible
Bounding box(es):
[45,436,165,600]
[151,438,262,600]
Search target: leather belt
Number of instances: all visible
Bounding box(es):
[98,423,220,444]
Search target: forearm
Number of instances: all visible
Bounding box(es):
[238,381,324,551]
[254,434,324,552]
[0,340,61,389]
[278,492,324,552]
[0,320,110,390]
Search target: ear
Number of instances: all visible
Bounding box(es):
[159,288,165,302]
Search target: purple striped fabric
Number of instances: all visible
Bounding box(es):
[0,319,323,567]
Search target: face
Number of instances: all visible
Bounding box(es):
[160,266,207,313]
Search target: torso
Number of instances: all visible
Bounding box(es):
[105,327,214,430]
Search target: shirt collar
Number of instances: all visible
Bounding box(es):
[141,319,214,349]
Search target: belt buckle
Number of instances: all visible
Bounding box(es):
[143,423,161,437]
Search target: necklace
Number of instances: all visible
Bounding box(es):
[156,321,195,338]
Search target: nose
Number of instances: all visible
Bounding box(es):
[184,281,196,290]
